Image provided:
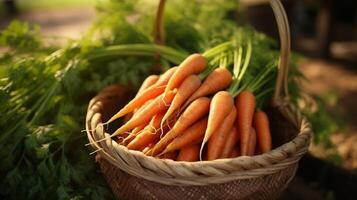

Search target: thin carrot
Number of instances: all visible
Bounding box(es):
[247,127,257,156]
[165,54,206,93]
[176,144,200,162]
[126,75,159,122]
[145,148,153,156]
[119,99,153,139]
[127,113,165,150]
[126,115,175,151]
[254,111,272,153]
[106,87,164,124]
[200,91,234,160]
[230,147,240,158]
[161,75,201,125]
[106,67,177,124]
[151,97,211,156]
[185,68,232,106]
[161,117,208,154]
[111,90,176,137]
[136,75,160,97]
[221,126,240,158]
[152,67,178,88]
[235,90,256,156]
[159,151,177,160]
[121,123,147,146]
[124,75,159,123]
[142,143,154,154]
[207,107,236,160]
[132,99,153,116]
[256,146,262,155]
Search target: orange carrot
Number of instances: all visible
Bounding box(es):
[127,113,165,150]
[152,67,178,88]
[230,147,240,158]
[151,97,211,156]
[136,75,160,97]
[145,149,153,156]
[106,87,164,124]
[122,75,159,123]
[111,90,176,137]
[235,91,256,156]
[256,146,262,155]
[119,99,153,139]
[142,143,154,154]
[106,67,177,124]
[200,91,234,160]
[159,151,177,160]
[176,144,200,162]
[121,123,147,146]
[207,108,236,160]
[221,126,240,158]
[132,99,153,116]
[185,68,232,106]
[161,75,201,124]
[247,127,257,156]
[165,54,206,93]
[161,117,208,154]
[254,111,272,153]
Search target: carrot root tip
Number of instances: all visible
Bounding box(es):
[199,144,205,161]
[162,98,171,107]
[89,148,103,155]
[156,150,166,158]
[86,134,114,147]
[159,122,165,138]
[85,123,105,133]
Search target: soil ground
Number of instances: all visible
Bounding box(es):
[0,7,96,44]
[300,59,357,170]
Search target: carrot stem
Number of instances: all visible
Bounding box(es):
[237,40,252,81]
[202,42,232,59]
[233,46,243,77]
[228,40,252,96]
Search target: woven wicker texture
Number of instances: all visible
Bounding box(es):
[85,0,312,198]
[97,155,297,200]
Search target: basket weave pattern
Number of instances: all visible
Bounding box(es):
[97,155,297,200]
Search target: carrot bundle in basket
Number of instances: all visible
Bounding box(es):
[101,52,274,162]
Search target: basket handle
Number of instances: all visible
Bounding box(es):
[153,0,291,106]
[151,0,167,73]
[154,0,166,45]
[269,0,291,107]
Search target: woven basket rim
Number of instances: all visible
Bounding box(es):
[86,87,312,186]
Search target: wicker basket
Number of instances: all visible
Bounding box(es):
[86,0,312,199]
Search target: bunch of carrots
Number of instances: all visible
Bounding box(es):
[100,47,274,162]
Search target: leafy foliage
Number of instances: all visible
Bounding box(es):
[0,20,42,50]
[0,25,113,199]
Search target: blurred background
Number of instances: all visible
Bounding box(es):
[0,0,356,199]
